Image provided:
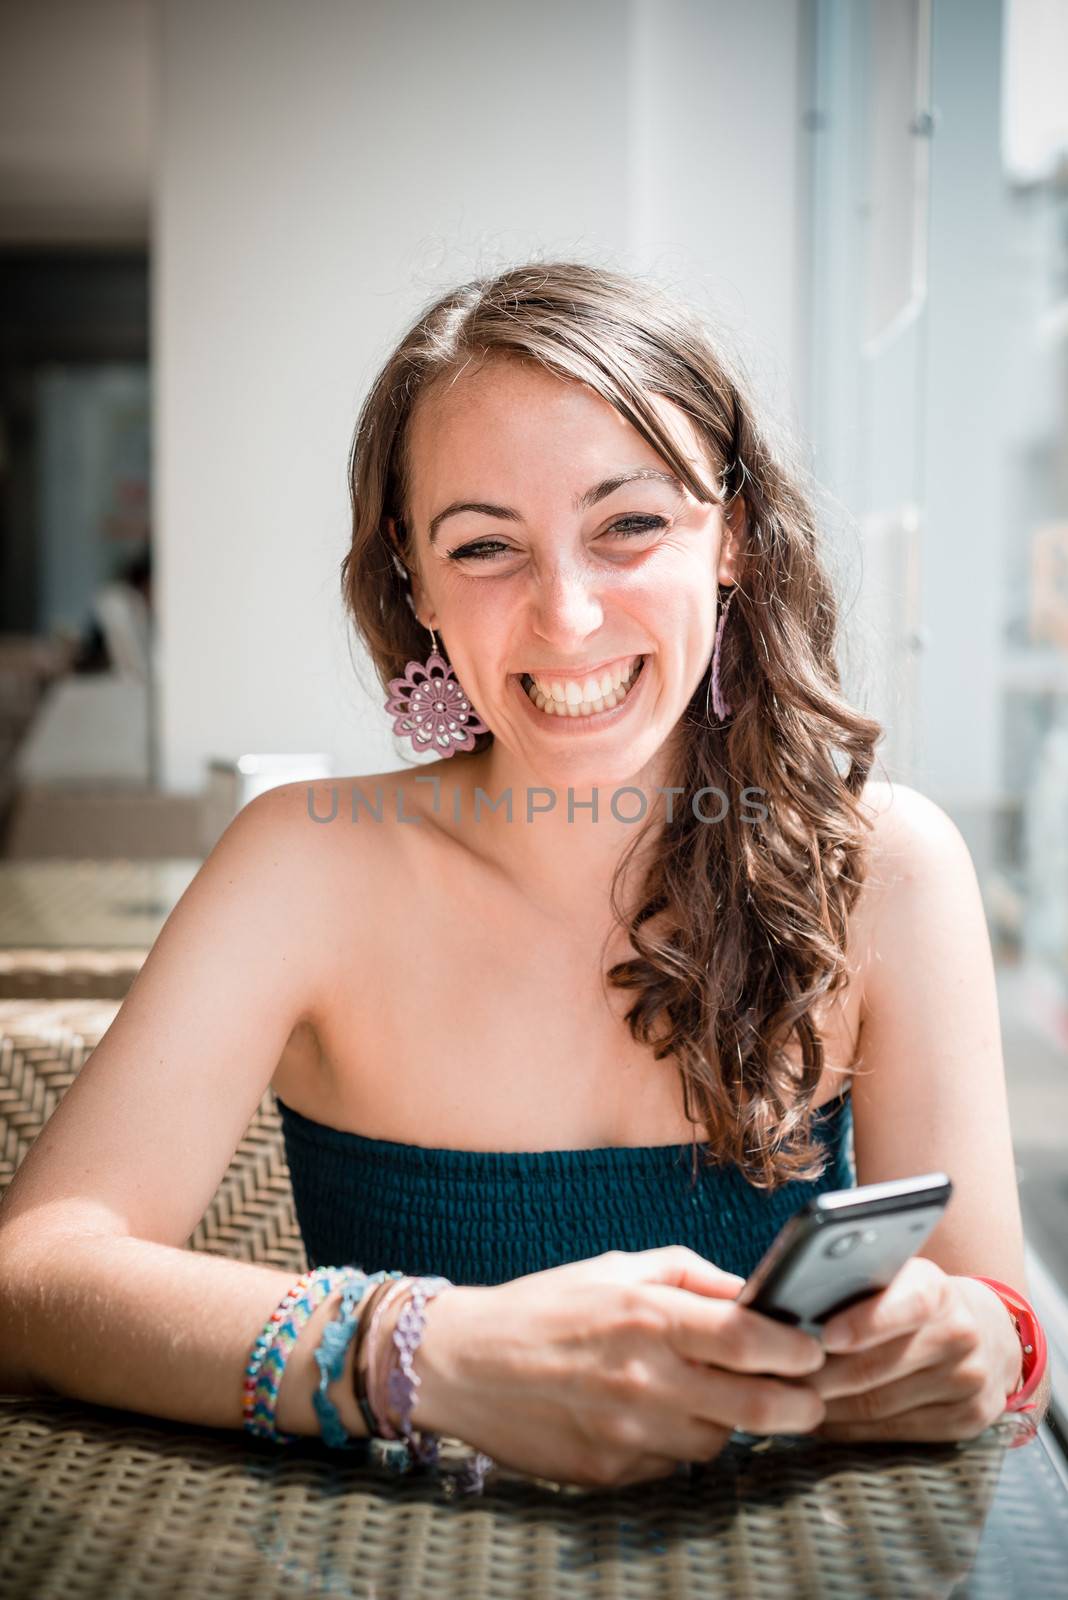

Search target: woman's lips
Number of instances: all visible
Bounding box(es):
[512,654,649,729]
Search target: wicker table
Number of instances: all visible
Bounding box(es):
[0,859,201,999]
[3,1002,1068,1598]
[1,1401,1066,1599]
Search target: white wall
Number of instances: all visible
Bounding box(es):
[154,0,807,792]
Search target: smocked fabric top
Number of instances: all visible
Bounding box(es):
[274,1087,855,1286]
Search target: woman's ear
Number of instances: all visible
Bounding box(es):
[385,515,412,583]
[385,514,429,624]
[717,494,747,586]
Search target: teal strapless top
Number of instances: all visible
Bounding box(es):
[274,1088,855,1286]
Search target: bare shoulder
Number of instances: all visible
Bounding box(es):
[235,773,421,1029]
[254,768,422,853]
[851,777,983,1030]
[248,764,437,925]
[855,777,972,896]
[838,778,962,1011]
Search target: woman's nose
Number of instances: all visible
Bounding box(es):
[530,565,605,646]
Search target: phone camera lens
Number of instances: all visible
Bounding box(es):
[824,1230,862,1258]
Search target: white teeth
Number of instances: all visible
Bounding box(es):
[529,655,640,704]
[522,656,644,717]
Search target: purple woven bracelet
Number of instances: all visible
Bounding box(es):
[385,1274,495,1495]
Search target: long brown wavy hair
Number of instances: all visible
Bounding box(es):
[340,260,884,1190]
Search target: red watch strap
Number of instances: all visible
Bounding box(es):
[969,1275,1048,1413]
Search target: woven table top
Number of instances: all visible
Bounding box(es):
[1,1401,1065,1599]
[0,859,200,949]
[2,1002,1068,1597]
[0,949,147,1000]
[0,858,201,998]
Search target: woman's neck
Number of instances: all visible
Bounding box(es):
[453,742,674,917]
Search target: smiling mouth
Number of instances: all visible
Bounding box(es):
[519,655,646,717]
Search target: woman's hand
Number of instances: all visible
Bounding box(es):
[809,1256,1024,1442]
[412,1246,828,1489]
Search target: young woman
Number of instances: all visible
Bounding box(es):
[0,261,1045,1491]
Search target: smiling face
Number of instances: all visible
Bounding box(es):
[394,355,742,788]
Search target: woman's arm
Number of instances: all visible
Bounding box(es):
[0,783,387,1437]
[848,781,1026,1284]
[0,1231,382,1440]
[811,779,1051,1432]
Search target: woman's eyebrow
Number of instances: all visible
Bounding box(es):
[427,467,685,545]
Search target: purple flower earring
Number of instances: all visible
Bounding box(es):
[384,622,489,758]
[708,585,736,722]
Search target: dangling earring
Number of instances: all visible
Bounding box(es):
[384,620,489,758]
[708,586,736,722]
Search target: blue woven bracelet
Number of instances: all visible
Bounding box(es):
[312,1268,402,1448]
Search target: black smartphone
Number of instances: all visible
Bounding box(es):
[735,1172,953,1339]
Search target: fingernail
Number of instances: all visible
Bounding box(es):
[823,1326,854,1353]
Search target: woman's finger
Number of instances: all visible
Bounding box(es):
[813,1389,999,1443]
[810,1327,931,1398]
[656,1358,826,1440]
[818,1357,989,1428]
[612,1453,691,1488]
[649,1285,826,1377]
[820,1256,947,1353]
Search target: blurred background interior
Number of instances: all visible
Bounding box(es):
[0,0,1067,1372]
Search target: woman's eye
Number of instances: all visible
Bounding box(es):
[448,515,667,563]
[447,540,511,562]
[606,515,667,539]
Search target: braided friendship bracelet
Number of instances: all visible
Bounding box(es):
[313,1269,404,1449]
[243,1265,355,1443]
[385,1275,452,1467]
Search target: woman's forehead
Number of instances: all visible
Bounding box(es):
[405,358,713,508]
